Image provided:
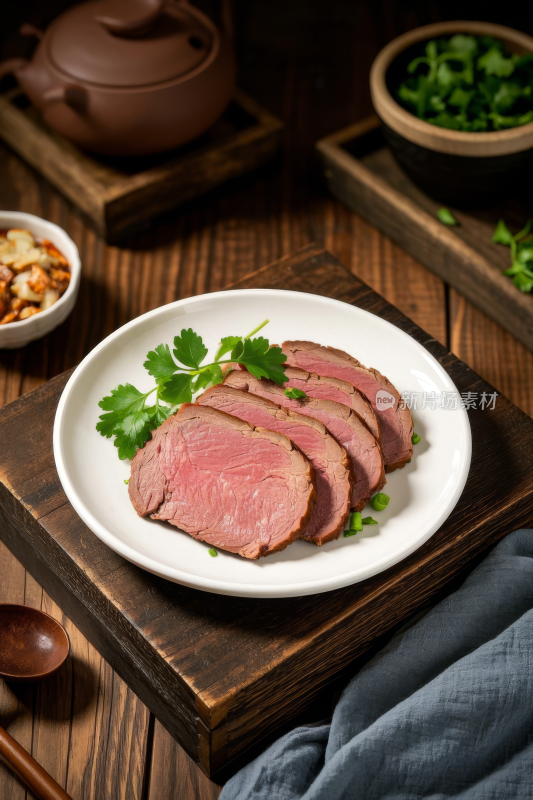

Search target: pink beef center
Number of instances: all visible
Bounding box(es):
[287,375,349,405]
[203,396,342,540]
[231,378,377,504]
[155,420,306,546]
[287,353,384,405]
[286,352,402,460]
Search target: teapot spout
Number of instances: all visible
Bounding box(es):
[0,58,29,82]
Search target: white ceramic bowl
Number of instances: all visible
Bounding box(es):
[0,211,81,349]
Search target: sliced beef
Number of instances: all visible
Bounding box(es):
[129,403,316,559]
[198,385,352,545]
[282,341,413,471]
[283,366,380,442]
[224,370,386,511]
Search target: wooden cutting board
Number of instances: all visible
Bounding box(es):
[0,89,283,241]
[316,116,533,352]
[1,243,533,778]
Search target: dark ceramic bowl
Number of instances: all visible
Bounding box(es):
[370,21,533,206]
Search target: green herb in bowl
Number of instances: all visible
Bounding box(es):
[397,34,533,132]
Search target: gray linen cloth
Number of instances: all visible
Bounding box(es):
[220,529,533,800]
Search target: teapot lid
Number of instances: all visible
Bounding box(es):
[46,0,214,88]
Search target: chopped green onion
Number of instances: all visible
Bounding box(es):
[344,511,363,537]
[349,511,363,531]
[208,548,218,557]
[370,492,390,512]
[362,516,378,525]
[412,432,422,445]
[284,387,307,400]
[124,479,130,485]
[437,208,458,226]
[406,458,411,463]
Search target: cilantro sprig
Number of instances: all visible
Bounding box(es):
[396,34,533,132]
[492,219,533,293]
[97,319,287,460]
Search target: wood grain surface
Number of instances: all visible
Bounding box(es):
[317,117,533,352]
[1,1,532,798]
[0,90,284,240]
[2,243,533,786]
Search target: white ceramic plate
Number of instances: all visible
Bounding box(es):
[54,289,471,598]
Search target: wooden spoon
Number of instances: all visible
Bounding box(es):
[0,603,72,800]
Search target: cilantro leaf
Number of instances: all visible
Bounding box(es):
[518,247,533,264]
[214,336,242,362]
[448,87,474,110]
[238,338,287,385]
[514,273,533,292]
[493,82,524,113]
[96,411,123,438]
[98,383,147,414]
[492,220,514,246]
[427,112,462,130]
[158,373,192,405]
[503,262,525,276]
[173,328,208,369]
[192,363,224,394]
[231,340,244,361]
[437,208,458,226]
[114,410,151,460]
[284,387,307,399]
[436,62,457,91]
[448,34,477,55]
[143,344,177,382]
[425,40,437,61]
[492,218,533,294]
[145,404,172,431]
[478,48,515,78]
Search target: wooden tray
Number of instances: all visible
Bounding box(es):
[316,116,533,352]
[0,89,283,241]
[1,244,533,778]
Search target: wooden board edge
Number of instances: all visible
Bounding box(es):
[0,487,203,765]
[222,242,327,289]
[103,92,285,203]
[0,94,106,229]
[317,136,533,351]
[233,89,285,131]
[316,114,381,148]
[102,126,283,237]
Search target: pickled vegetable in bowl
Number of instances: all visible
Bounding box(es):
[0,228,71,325]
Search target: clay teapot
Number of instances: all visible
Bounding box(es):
[0,0,236,156]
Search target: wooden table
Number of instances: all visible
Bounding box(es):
[2,3,533,798]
